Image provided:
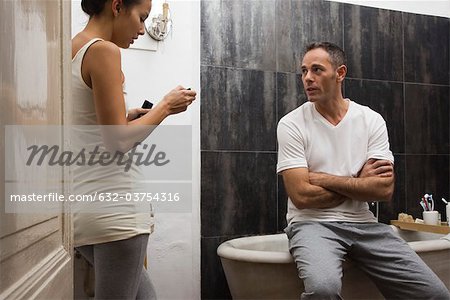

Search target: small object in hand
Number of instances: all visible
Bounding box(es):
[142,100,153,109]
[138,100,153,118]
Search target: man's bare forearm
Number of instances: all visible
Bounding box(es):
[281,168,347,210]
[291,185,346,209]
[285,180,346,209]
[309,172,394,202]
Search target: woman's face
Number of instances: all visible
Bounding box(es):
[112,0,152,48]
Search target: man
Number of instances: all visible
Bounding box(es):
[277,42,449,299]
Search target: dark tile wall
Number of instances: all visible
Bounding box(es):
[201,236,234,300]
[201,0,276,70]
[404,84,449,154]
[201,0,450,298]
[404,13,450,84]
[344,5,403,81]
[201,152,278,237]
[201,66,277,151]
[276,0,343,73]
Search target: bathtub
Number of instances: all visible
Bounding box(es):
[217,225,450,299]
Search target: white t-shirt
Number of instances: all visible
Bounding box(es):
[277,99,394,224]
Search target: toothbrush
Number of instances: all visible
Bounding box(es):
[429,194,434,211]
[421,197,429,211]
[420,201,426,211]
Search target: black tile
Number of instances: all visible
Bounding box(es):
[201,237,233,299]
[276,72,307,122]
[276,0,343,73]
[405,155,450,221]
[404,13,450,84]
[277,175,288,232]
[344,5,403,81]
[344,79,405,153]
[377,155,406,224]
[201,152,278,237]
[201,66,277,151]
[404,84,450,154]
[201,0,276,71]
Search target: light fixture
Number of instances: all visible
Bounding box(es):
[145,2,172,41]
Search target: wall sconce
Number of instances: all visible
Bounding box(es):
[145,2,172,41]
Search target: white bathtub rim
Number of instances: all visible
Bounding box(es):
[408,240,450,252]
[217,234,294,264]
[217,231,450,264]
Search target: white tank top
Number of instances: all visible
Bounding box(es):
[71,38,153,247]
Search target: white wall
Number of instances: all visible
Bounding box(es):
[327,0,450,18]
[71,1,200,299]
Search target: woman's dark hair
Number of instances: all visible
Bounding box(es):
[81,0,143,17]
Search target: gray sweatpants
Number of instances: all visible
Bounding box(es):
[76,234,157,300]
[285,221,450,300]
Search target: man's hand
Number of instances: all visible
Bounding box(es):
[358,159,393,178]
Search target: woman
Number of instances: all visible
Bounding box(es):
[71,0,196,298]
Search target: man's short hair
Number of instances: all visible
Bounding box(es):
[304,42,346,68]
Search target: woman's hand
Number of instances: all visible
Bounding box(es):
[160,85,197,115]
[126,107,151,121]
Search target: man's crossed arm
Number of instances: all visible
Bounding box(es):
[281,159,394,210]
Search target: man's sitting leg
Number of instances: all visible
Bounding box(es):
[350,222,450,300]
[286,221,350,299]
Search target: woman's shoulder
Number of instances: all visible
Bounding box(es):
[86,39,120,62]
[72,34,120,61]
[72,34,122,88]
[82,39,122,76]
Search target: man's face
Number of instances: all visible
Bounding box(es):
[300,48,340,103]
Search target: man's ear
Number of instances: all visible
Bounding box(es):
[336,65,347,83]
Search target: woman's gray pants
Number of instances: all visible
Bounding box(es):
[76,234,157,300]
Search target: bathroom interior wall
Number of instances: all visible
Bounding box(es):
[327,0,450,18]
[201,0,450,298]
[71,1,200,299]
